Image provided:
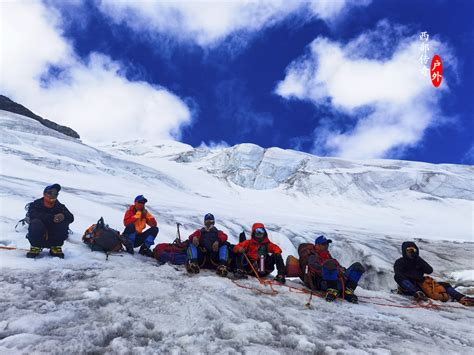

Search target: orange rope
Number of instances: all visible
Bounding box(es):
[241,253,278,295]
[0,246,30,251]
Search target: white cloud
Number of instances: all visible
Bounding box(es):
[462,145,474,165]
[97,0,368,47]
[276,21,452,159]
[0,1,191,142]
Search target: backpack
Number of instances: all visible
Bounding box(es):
[153,240,189,265]
[298,242,316,272]
[83,217,123,254]
[419,276,450,302]
[286,255,301,277]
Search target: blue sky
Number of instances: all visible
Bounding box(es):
[1,0,473,164]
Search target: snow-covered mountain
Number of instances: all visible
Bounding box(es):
[1,110,473,354]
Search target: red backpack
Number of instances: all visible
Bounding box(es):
[153,240,189,264]
[153,223,189,264]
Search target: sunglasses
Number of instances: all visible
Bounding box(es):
[406,247,417,254]
[255,228,265,235]
[45,190,59,198]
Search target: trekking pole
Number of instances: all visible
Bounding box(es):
[305,266,315,309]
[339,275,345,302]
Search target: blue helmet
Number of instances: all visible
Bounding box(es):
[44,183,61,194]
[134,195,148,203]
[204,213,215,222]
[315,235,332,245]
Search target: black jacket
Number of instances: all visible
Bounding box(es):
[28,198,74,225]
[393,241,433,283]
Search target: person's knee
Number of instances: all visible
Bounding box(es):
[323,259,337,270]
[350,262,365,273]
[124,224,136,234]
[322,260,338,281]
[437,281,452,288]
[218,245,229,261]
[274,253,284,263]
[394,274,405,285]
[149,226,159,237]
[187,244,199,261]
[29,219,45,232]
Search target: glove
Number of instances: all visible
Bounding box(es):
[414,290,428,301]
[212,241,219,252]
[142,209,148,218]
[192,237,200,247]
[235,247,245,254]
[53,213,64,223]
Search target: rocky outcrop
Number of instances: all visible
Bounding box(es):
[0,95,80,139]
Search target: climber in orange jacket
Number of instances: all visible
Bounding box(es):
[233,223,286,283]
[122,195,158,257]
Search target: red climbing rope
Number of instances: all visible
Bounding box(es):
[231,266,467,311]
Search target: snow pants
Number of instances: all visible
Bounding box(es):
[187,244,229,269]
[394,276,464,301]
[123,224,158,248]
[309,261,365,292]
[27,218,70,248]
[236,253,286,276]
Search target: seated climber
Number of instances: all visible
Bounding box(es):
[233,223,286,284]
[26,183,74,259]
[122,195,158,257]
[299,236,365,303]
[186,213,230,276]
[394,241,473,306]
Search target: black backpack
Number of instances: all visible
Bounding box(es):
[82,217,123,255]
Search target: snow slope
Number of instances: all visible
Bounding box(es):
[1,110,473,354]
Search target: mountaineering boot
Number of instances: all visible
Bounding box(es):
[26,246,42,259]
[325,288,339,302]
[186,261,200,274]
[139,245,154,257]
[49,246,64,259]
[274,274,286,284]
[216,265,228,277]
[121,236,134,255]
[458,296,474,307]
[233,269,248,279]
[414,290,428,302]
[344,288,359,304]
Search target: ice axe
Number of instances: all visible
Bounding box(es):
[175,222,182,243]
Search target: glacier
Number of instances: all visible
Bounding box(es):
[1,110,473,354]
